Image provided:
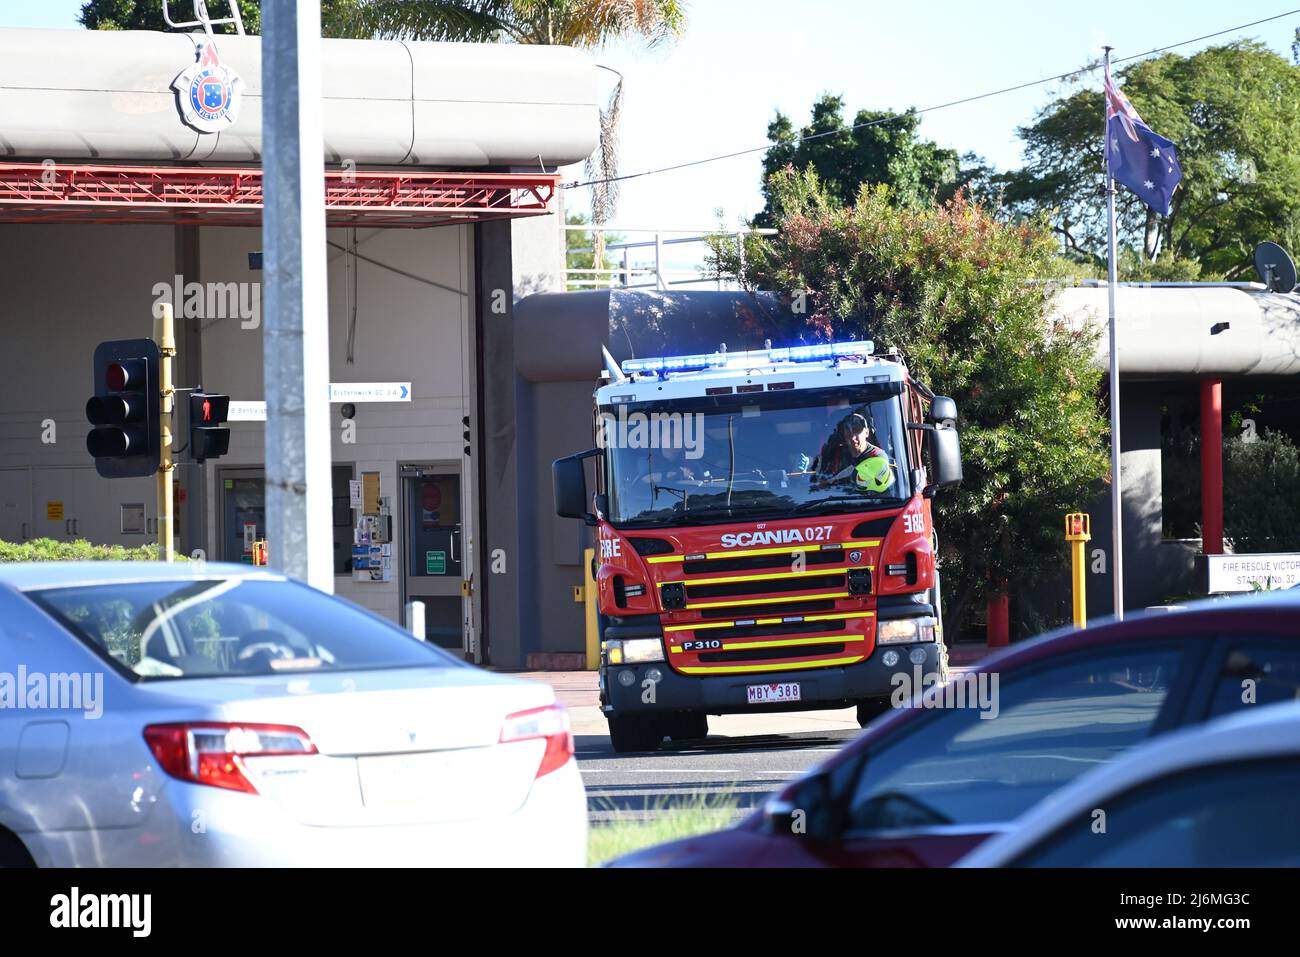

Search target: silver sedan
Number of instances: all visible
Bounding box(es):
[0,562,586,867]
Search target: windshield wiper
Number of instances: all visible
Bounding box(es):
[671,503,788,524]
[789,496,879,514]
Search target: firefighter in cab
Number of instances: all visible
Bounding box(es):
[812,410,895,492]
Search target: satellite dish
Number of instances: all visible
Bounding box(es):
[1253,242,1297,293]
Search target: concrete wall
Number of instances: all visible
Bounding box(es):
[195,223,474,624]
[0,220,476,637]
[0,223,173,546]
[1086,381,1199,617]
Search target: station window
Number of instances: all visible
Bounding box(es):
[218,465,355,572]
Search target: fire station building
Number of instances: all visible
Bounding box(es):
[0,25,597,667]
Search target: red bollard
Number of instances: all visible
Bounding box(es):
[986,588,1009,648]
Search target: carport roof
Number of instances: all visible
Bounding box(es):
[0,162,559,228]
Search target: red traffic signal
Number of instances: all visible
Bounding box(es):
[189,391,231,463]
[86,340,160,478]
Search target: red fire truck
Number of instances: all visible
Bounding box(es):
[554,340,962,752]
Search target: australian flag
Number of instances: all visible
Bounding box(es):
[1105,65,1181,216]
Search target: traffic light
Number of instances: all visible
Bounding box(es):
[189,391,231,463]
[86,339,161,478]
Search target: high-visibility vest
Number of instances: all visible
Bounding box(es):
[854,454,894,492]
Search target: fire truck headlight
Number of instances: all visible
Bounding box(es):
[881,650,900,667]
[877,617,938,645]
[620,638,666,664]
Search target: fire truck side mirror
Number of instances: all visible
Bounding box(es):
[926,426,963,494]
[553,449,599,524]
[927,395,958,427]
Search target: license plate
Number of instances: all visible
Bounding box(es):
[747,682,801,704]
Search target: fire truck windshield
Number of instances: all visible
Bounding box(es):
[601,383,911,527]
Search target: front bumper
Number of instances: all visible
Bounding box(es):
[601,640,945,717]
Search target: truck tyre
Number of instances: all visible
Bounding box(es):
[668,711,708,741]
[856,697,893,728]
[608,715,665,753]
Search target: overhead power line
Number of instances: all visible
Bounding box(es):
[562,8,1300,191]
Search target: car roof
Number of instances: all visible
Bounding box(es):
[957,588,1300,673]
[0,561,287,592]
[956,700,1300,867]
[795,587,1300,784]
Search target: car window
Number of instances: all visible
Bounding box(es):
[1206,641,1300,718]
[1011,758,1300,867]
[843,647,1184,834]
[29,578,460,679]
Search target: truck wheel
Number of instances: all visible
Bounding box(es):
[608,715,665,753]
[856,697,893,728]
[668,711,708,741]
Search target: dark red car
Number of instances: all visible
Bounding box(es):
[609,593,1300,867]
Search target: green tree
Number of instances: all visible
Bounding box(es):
[80,1,686,43]
[714,168,1109,637]
[755,94,990,227]
[1006,42,1300,279]
[1224,429,1300,553]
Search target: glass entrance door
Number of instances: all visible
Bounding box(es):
[220,470,266,564]
[401,465,465,650]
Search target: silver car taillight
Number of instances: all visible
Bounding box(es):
[144,722,317,794]
[499,704,573,779]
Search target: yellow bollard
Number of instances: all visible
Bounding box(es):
[582,547,599,670]
[1064,513,1091,629]
[153,303,176,562]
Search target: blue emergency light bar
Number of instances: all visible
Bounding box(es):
[621,340,874,376]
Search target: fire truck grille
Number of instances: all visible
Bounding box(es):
[694,618,846,641]
[697,598,836,618]
[681,550,845,575]
[683,572,846,600]
[698,643,847,663]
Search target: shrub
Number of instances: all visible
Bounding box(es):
[0,538,174,563]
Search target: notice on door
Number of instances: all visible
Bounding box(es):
[425,550,446,575]
[46,500,64,521]
[362,472,381,515]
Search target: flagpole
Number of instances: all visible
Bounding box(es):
[1103,45,1124,621]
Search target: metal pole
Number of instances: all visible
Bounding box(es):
[1200,379,1224,555]
[1104,46,1124,620]
[654,232,665,290]
[154,302,176,562]
[262,0,334,592]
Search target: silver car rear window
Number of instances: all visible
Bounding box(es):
[29,578,460,680]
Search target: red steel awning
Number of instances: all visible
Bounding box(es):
[0,162,559,227]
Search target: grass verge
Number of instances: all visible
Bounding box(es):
[587,790,739,867]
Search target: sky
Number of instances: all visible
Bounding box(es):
[5,0,1298,230]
